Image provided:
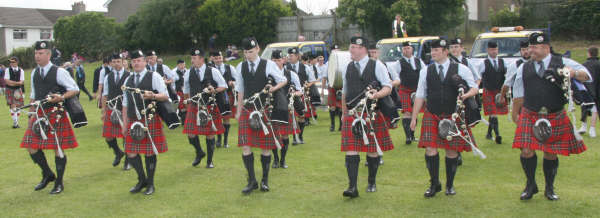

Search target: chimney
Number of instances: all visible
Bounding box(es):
[72,1,86,14]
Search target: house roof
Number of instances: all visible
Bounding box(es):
[0,7,76,28]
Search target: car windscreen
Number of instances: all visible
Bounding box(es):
[378,42,419,62]
[470,37,527,58]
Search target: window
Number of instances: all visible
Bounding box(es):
[40,29,52,40]
[13,29,27,40]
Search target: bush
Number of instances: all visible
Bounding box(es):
[3,46,36,69]
[551,0,600,40]
[489,5,521,27]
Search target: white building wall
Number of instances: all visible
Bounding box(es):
[466,0,478,21]
[3,27,53,55]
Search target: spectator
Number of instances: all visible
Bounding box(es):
[0,64,5,95]
[208,33,218,52]
[74,60,94,101]
[298,35,305,41]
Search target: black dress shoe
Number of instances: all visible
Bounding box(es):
[445,186,456,195]
[223,144,229,148]
[272,162,279,168]
[129,181,147,193]
[405,139,412,145]
[520,184,539,200]
[366,184,377,192]
[260,181,270,192]
[545,188,559,201]
[495,136,502,144]
[144,185,155,195]
[330,126,335,132]
[123,163,132,171]
[292,140,299,146]
[300,139,305,144]
[206,162,214,169]
[424,183,442,198]
[49,183,63,194]
[242,180,258,194]
[486,133,493,140]
[457,155,463,166]
[113,151,124,167]
[34,174,56,191]
[343,187,359,198]
[192,152,206,167]
[280,161,288,169]
[216,140,222,148]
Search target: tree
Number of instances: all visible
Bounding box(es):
[336,0,396,40]
[53,12,121,60]
[197,0,291,48]
[417,0,465,35]
[551,0,600,40]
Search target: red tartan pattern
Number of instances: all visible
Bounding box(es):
[182,104,225,135]
[21,108,78,150]
[340,111,394,152]
[124,116,168,154]
[482,89,508,115]
[417,111,476,152]
[5,88,24,107]
[102,109,124,138]
[237,108,280,150]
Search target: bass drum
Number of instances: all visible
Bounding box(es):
[327,50,351,89]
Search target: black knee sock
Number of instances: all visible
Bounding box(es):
[299,122,306,139]
[329,110,336,127]
[401,118,411,140]
[425,154,440,186]
[520,154,537,187]
[345,155,360,189]
[223,124,231,145]
[107,139,122,155]
[543,158,559,191]
[144,155,157,186]
[128,155,146,183]
[30,150,53,177]
[367,156,380,185]
[261,155,271,183]
[492,117,500,136]
[206,138,214,164]
[242,153,256,183]
[487,116,493,136]
[55,155,67,185]
[337,109,342,129]
[217,134,222,144]
[272,148,279,163]
[280,138,289,163]
[445,156,458,188]
[188,136,204,155]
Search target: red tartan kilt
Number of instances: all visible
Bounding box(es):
[177,91,185,110]
[417,111,475,152]
[183,104,225,135]
[102,110,123,138]
[125,117,167,154]
[341,111,394,152]
[237,108,280,150]
[513,107,586,156]
[20,108,78,150]
[327,88,342,108]
[5,88,24,107]
[398,85,422,113]
[482,89,508,115]
[223,91,235,119]
[275,111,300,135]
[302,96,317,118]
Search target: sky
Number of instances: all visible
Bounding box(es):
[0,0,338,14]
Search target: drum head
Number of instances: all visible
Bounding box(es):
[129,122,147,141]
[249,111,262,130]
[351,118,366,137]
[533,118,552,143]
[438,119,457,141]
[32,118,49,137]
[110,110,122,125]
[196,110,208,127]
[495,93,506,108]
[327,50,350,89]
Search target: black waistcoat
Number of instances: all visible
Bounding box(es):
[523,55,567,113]
[345,59,376,108]
[33,65,65,108]
[107,70,130,111]
[482,58,506,91]
[399,57,422,89]
[242,59,268,99]
[426,63,460,115]
[7,67,21,89]
[125,72,154,118]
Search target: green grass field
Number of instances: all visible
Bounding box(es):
[0,45,599,217]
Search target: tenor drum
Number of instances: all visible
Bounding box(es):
[327,50,351,89]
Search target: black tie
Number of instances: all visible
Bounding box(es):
[493,59,498,71]
[36,67,42,78]
[537,61,545,77]
[115,71,119,83]
[438,65,444,81]
[354,62,360,72]
[250,62,255,75]
[135,73,140,87]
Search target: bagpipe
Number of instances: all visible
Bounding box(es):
[121,85,181,130]
[437,85,486,159]
[243,80,282,150]
[183,85,218,131]
[22,87,87,128]
[348,81,400,128]
[532,67,583,142]
[106,95,124,128]
[346,84,384,156]
[18,96,66,158]
[301,81,318,124]
[121,85,163,155]
[288,84,302,142]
